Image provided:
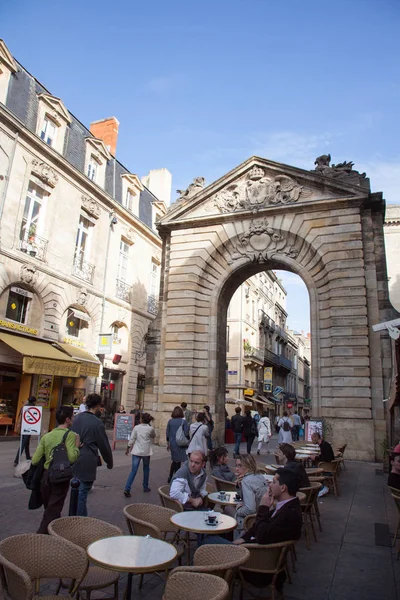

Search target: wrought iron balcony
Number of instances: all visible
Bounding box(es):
[147,294,159,316]
[72,257,95,284]
[18,233,48,261]
[244,346,264,363]
[259,310,275,331]
[278,354,292,371]
[116,279,132,303]
[275,325,288,340]
[264,347,280,366]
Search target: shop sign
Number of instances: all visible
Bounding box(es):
[11,286,33,299]
[36,375,53,409]
[244,388,254,396]
[273,386,284,397]
[263,366,273,393]
[0,319,38,335]
[21,405,42,435]
[63,337,85,348]
[97,334,113,355]
[287,402,293,409]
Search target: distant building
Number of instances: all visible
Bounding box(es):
[0,39,170,432]
[384,205,400,312]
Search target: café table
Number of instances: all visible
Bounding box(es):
[87,535,177,600]
[208,491,242,507]
[170,511,237,562]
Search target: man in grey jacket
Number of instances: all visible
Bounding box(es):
[71,393,113,516]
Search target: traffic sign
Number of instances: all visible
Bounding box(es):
[21,405,42,435]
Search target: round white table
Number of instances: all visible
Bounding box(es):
[170,511,237,562]
[87,535,177,599]
[208,491,241,506]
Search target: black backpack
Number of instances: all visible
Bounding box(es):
[282,419,291,432]
[48,430,73,484]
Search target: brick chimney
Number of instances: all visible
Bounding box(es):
[90,117,119,156]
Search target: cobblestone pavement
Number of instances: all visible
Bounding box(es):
[0,434,399,599]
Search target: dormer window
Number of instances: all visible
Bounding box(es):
[40,116,57,146]
[87,156,98,182]
[121,173,143,217]
[84,138,110,189]
[125,189,134,212]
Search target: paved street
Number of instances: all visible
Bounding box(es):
[0,435,399,599]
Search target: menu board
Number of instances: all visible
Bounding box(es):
[112,413,134,449]
[36,375,53,409]
[305,420,323,442]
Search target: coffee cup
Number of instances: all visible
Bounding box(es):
[219,491,227,499]
[234,493,241,501]
[207,514,217,524]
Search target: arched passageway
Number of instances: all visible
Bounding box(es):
[145,156,396,460]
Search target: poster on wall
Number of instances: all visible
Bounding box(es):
[36,375,54,409]
[263,367,273,393]
[305,419,323,442]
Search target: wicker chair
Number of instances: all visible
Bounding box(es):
[390,491,400,557]
[158,485,184,511]
[264,466,278,476]
[211,476,237,493]
[335,444,347,469]
[48,516,122,599]
[171,544,249,596]
[243,514,256,531]
[318,460,341,496]
[162,571,229,600]
[238,540,295,600]
[0,533,88,599]
[299,482,322,549]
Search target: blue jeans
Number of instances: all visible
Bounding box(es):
[77,480,93,517]
[125,455,150,491]
[234,433,242,455]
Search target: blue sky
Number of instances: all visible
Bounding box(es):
[2,0,399,332]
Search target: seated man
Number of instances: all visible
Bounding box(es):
[276,443,310,488]
[311,431,335,497]
[170,450,207,509]
[388,444,400,491]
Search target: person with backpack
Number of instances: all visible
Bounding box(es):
[166,406,189,483]
[278,411,293,443]
[71,393,113,516]
[186,412,209,457]
[242,409,257,454]
[31,405,80,534]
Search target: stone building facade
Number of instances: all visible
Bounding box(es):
[0,40,167,432]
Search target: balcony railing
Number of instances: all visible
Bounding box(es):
[116,279,132,303]
[278,354,292,371]
[19,233,48,261]
[259,310,275,331]
[147,294,159,316]
[264,347,280,366]
[72,257,95,284]
[275,325,288,340]
[244,346,264,363]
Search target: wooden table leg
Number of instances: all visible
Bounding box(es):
[126,572,133,600]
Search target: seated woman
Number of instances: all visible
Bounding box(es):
[210,447,236,482]
[275,443,310,488]
[235,454,268,534]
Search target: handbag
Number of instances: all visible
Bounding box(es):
[175,419,190,448]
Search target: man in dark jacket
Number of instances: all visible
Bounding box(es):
[231,407,244,457]
[311,432,335,463]
[71,393,113,516]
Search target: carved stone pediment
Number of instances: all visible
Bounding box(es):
[37,93,72,124]
[81,195,101,219]
[31,159,58,188]
[229,218,299,264]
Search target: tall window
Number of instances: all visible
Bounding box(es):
[40,116,57,146]
[74,215,91,266]
[20,182,45,243]
[226,326,230,352]
[118,240,129,282]
[87,156,97,181]
[65,309,82,338]
[6,288,31,323]
[150,261,159,298]
[125,189,134,212]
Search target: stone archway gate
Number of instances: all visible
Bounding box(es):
[145,156,396,460]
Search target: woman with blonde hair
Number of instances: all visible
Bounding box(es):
[234,453,268,534]
[124,412,155,496]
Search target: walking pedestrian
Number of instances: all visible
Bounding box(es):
[231,406,244,457]
[180,402,192,423]
[256,411,272,455]
[166,406,189,483]
[242,409,257,454]
[124,412,156,496]
[14,396,37,466]
[203,405,214,451]
[291,411,302,441]
[71,393,113,516]
[31,405,80,533]
[278,411,293,443]
[187,412,209,457]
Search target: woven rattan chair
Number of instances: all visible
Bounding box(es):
[211,476,237,493]
[390,491,400,557]
[238,540,295,600]
[158,485,184,511]
[264,466,278,476]
[335,444,347,469]
[318,460,341,496]
[243,514,256,531]
[48,516,122,599]
[0,533,88,599]
[162,571,229,600]
[299,482,322,549]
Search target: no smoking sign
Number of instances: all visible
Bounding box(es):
[21,405,42,435]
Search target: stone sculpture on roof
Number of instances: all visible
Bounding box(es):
[311,154,368,187]
[176,177,205,202]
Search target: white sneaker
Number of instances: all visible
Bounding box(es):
[318,485,329,497]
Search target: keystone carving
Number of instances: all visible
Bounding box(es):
[20,263,38,286]
[209,166,311,214]
[77,287,88,306]
[31,159,58,188]
[81,195,101,219]
[229,219,299,264]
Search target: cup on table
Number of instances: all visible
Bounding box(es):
[219,491,227,500]
[207,511,217,524]
[234,492,241,501]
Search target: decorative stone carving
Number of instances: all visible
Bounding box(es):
[81,195,101,219]
[123,227,136,243]
[311,154,367,185]
[209,166,311,214]
[176,177,205,202]
[31,159,58,188]
[77,287,88,306]
[229,219,299,263]
[20,263,38,286]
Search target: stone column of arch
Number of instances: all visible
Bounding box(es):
[144,158,396,460]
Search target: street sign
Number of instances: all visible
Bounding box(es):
[273,386,283,397]
[21,405,42,435]
[97,334,113,355]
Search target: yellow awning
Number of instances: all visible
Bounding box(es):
[0,332,81,377]
[57,343,101,377]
